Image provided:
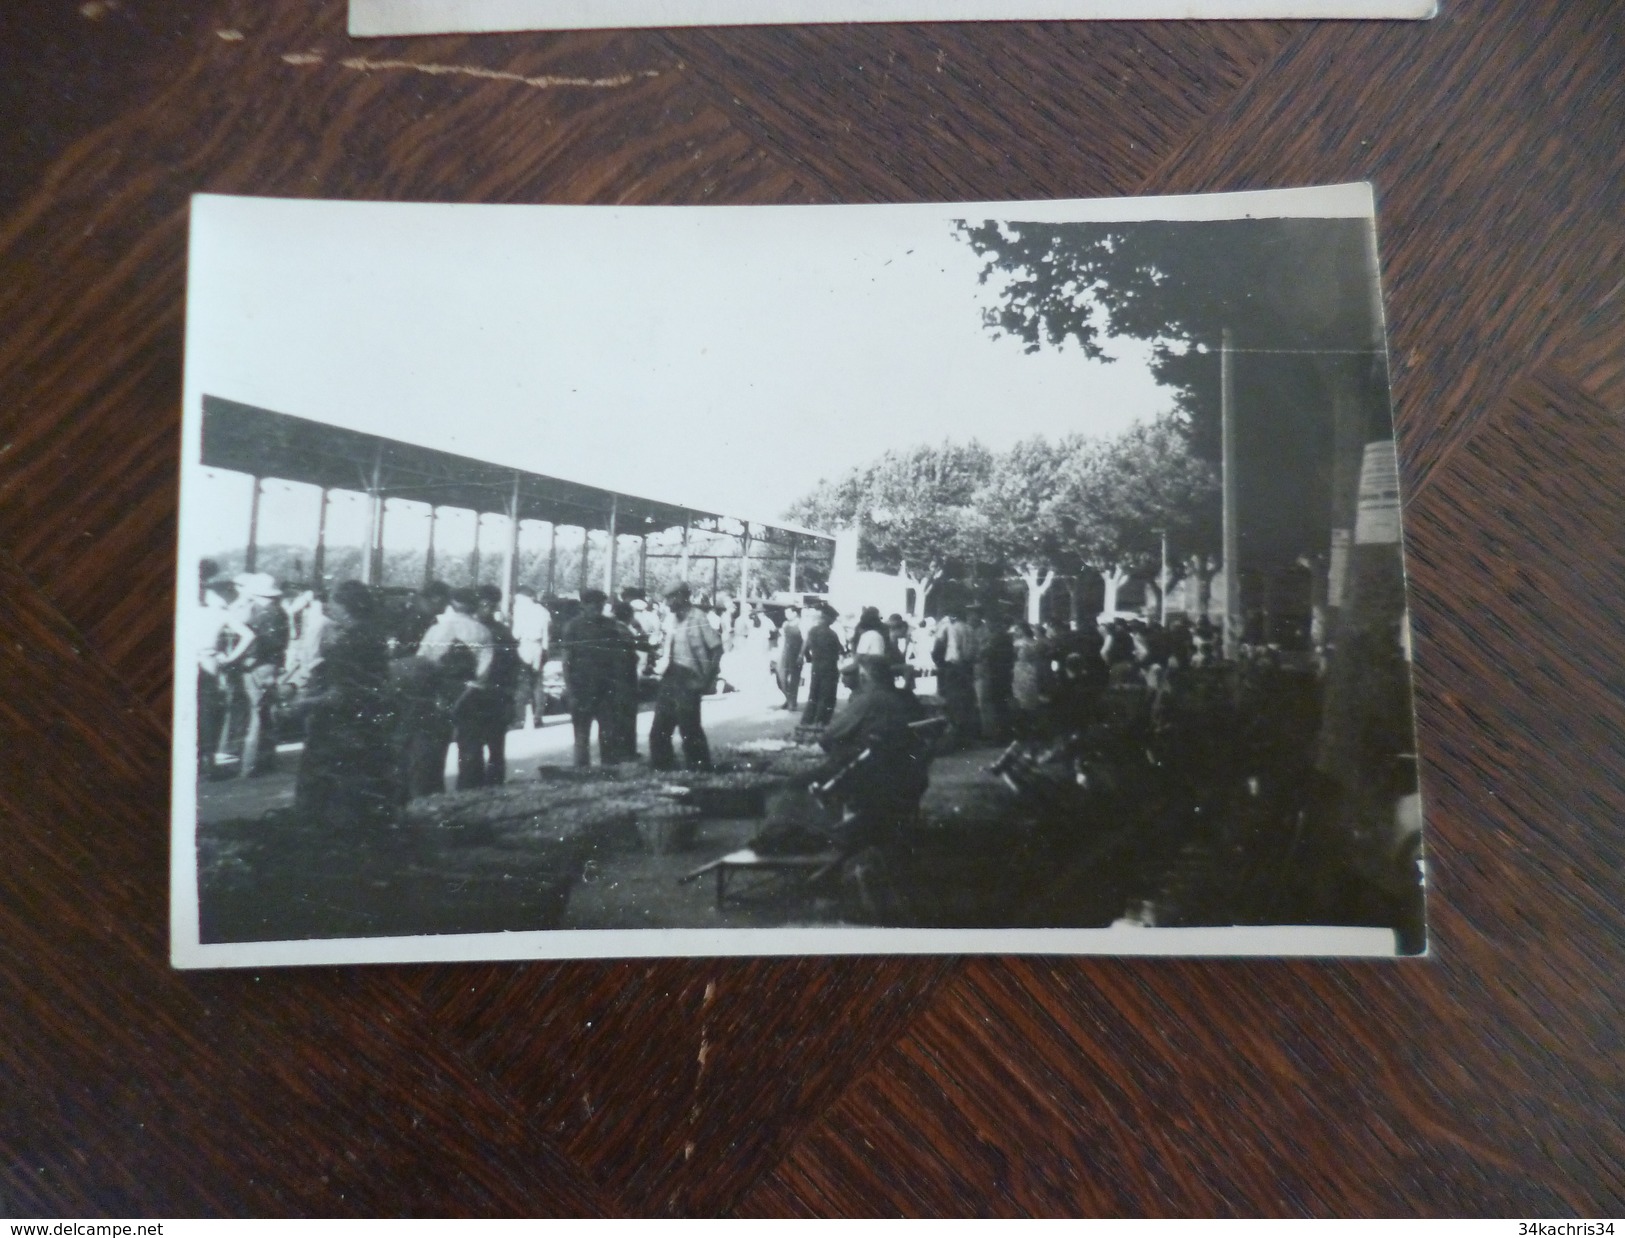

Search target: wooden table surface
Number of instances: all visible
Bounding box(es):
[2,0,1622,1216]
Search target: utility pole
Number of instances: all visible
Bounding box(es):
[1221,327,1241,660]
[1158,528,1169,626]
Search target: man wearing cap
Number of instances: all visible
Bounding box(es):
[217,572,290,778]
[649,583,722,771]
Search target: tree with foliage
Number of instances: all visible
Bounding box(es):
[955,216,1380,443]
[1085,416,1220,612]
[973,418,1221,620]
[955,215,1386,575]
[965,436,1078,622]
[959,216,1418,935]
[784,441,993,614]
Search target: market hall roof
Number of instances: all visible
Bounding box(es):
[200,395,832,547]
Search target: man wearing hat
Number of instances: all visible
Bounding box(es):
[800,604,844,727]
[811,654,929,857]
[217,571,290,778]
[649,583,722,771]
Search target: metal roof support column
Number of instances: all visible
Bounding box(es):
[502,473,521,617]
[359,494,374,584]
[312,487,329,587]
[739,520,752,603]
[369,498,388,586]
[639,535,648,592]
[361,447,384,586]
[244,476,262,574]
[469,513,482,587]
[603,495,619,598]
[789,535,798,594]
[578,525,590,594]
[546,523,557,596]
[679,513,691,584]
[423,506,438,588]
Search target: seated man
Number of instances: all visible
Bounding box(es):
[810,655,929,853]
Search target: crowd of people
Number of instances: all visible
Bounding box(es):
[194,559,791,825]
[769,600,1241,753]
[194,544,1268,829]
[916,606,1237,749]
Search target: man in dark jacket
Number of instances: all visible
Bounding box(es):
[561,589,629,766]
[813,656,929,853]
[609,598,655,761]
[974,613,1016,744]
[800,605,843,727]
[470,584,522,785]
[295,580,394,826]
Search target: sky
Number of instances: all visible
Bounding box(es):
[183,196,1185,554]
[182,187,1376,562]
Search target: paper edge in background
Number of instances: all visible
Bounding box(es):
[350,0,1437,35]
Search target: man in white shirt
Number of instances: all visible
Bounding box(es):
[649,584,722,771]
[510,587,551,727]
[413,587,495,793]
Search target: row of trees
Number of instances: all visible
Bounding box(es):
[784,415,1219,623]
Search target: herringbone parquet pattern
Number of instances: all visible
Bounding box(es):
[2,0,1621,1215]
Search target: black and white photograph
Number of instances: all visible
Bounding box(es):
[173,184,1424,968]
